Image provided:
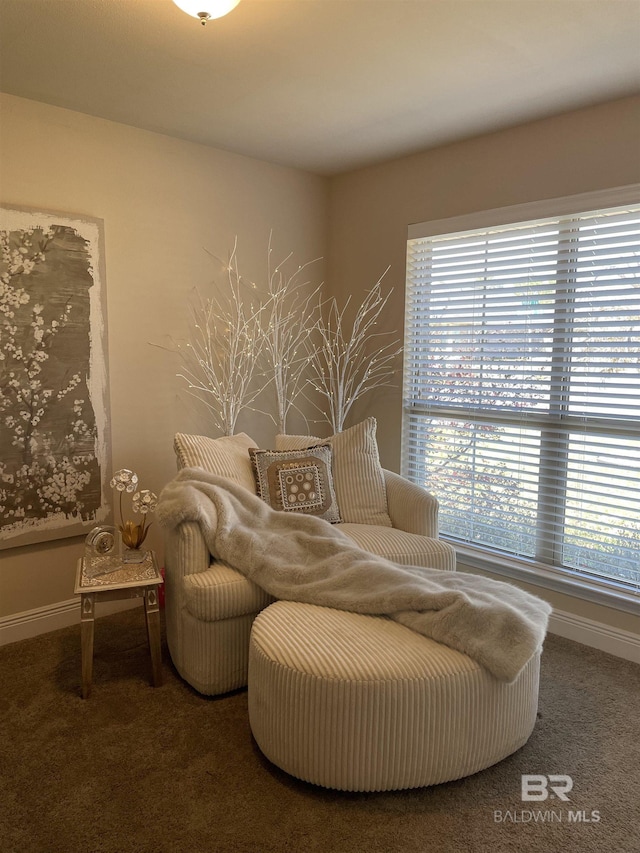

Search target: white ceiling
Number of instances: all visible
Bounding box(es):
[1,0,639,175]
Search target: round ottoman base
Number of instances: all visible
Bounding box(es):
[248,601,540,792]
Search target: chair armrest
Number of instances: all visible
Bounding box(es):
[383,469,439,538]
[163,520,212,674]
[164,520,211,581]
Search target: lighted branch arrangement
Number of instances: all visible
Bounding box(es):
[170,237,402,436]
[261,234,323,433]
[307,267,403,433]
[174,239,266,436]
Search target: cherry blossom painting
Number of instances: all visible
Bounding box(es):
[0,205,111,549]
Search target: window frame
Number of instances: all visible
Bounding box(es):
[403,184,640,614]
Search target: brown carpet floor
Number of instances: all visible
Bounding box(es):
[0,608,639,853]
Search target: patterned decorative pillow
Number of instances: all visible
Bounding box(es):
[174,432,257,494]
[249,445,342,523]
[275,418,392,527]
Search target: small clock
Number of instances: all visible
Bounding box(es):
[84,525,120,577]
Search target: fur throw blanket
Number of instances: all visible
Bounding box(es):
[157,468,551,682]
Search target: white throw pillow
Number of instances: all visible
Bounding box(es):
[173,432,257,494]
[276,418,392,527]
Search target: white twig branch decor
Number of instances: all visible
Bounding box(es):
[261,233,322,434]
[174,239,266,436]
[156,235,401,437]
[307,268,403,434]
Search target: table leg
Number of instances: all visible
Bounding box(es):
[144,586,162,687]
[80,593,95,699]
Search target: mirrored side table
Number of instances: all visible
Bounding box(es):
[74,550,163,698]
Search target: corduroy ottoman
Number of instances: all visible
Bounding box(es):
[248,600,541,792]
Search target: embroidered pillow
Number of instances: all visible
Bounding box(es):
[275,418,392,527]
[249,445,341,523]
[174,432,257,494]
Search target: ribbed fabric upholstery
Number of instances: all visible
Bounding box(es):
[248,601,540,792]
[338,523,456,572]
[383,469,439,538]
[174,432,257,493]
[180,609,258,695]
[164,520,210,675]
[183,564,274,622]
[164,520,273,695]
[276,418,392,527]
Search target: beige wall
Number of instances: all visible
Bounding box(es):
[2,91,638,639]
[0,93,328,619]
[327,94,640,635]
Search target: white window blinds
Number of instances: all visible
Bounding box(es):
[403,194,640,594]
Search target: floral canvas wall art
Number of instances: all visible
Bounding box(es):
[0,205,111,549]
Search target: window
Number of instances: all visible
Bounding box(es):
[403,187,640,601]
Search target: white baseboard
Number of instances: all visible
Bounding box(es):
[0,597,140,647]
[1,598,638,664]
[549,609,640,664]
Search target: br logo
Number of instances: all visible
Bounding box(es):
[521,774,573,802]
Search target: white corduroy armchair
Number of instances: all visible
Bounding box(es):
[163,420,456,696]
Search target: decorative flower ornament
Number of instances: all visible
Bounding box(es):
[133,489,157,515]
[110,468,138,493]
[110,468,157,550]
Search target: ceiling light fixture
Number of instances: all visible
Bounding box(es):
[172,0,241,26]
